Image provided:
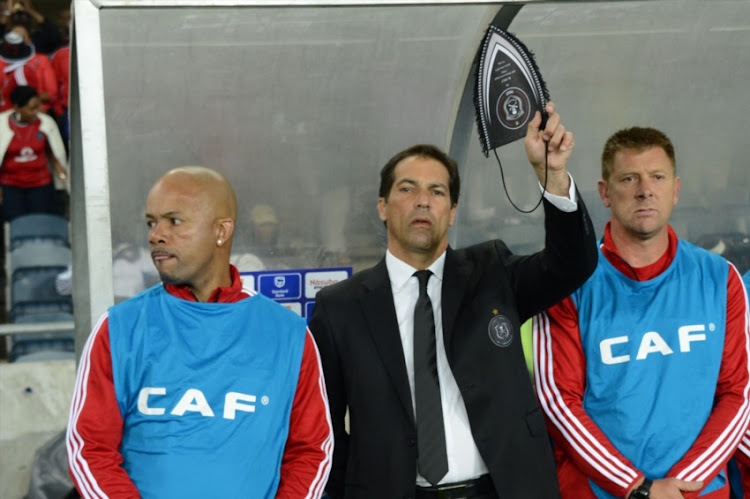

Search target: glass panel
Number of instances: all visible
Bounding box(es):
[99,1,750,289]
[100,5,496,295]
[102,6,496,292]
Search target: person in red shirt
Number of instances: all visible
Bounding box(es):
[0,84,66,221]
[50,44,68,139]
[0,30,39,111]
[7,24,58,114]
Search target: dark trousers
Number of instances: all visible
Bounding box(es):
[1,182,57,222]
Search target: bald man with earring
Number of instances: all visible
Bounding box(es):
[67,166,332,498]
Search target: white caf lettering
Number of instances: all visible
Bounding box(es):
[137,387,258,420]
[600,324,709,365]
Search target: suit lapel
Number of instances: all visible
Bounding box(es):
[360,260,416,424]
[442,247,473,350]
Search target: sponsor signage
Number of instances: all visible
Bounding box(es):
[240,266,352,320]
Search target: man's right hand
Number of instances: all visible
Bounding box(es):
[524,101,574,197]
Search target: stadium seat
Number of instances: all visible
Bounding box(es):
[8,312,75,363]
[10,331,75,363]
[10,269,73,322]
[10,241,72,279]
[7,242,73,317]
[8,214,69,251]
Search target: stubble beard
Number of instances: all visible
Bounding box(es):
[156,269,181,285]
[153,260,185,286]
[406,227,441,254]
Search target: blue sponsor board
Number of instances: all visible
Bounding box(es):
[259,272,302,300]
[239,266,352,320]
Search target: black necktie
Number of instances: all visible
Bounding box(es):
[413,270,448,485]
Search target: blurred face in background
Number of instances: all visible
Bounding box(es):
[253,222,279,246]
[249,204,279,246]
[14,96,40,123]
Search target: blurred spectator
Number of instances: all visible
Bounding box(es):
[241,203,309,270]
[230,251,266,273]
[50,43,67,140]
[53,265,70,295]
[0,30,38,111]
[698,232,750,275]
[58,242,268,303]
[54,4,70,47]
[57,243,161,303]
[112,242,160,301]
[250,203,280,248]
[7,24,58,114]
[0,85,66,221]
[4,0,65,54]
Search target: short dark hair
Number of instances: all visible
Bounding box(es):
[10,85,37,108]
[378,144,460,205]
[601,127,675,180]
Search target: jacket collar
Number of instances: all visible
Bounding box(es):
[164,265,248,303]
[600,222,678,281]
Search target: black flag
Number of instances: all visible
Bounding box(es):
[474,25,550,156]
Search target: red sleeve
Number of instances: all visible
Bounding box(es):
[668,265,750,497]
[66,314,140,498]
[51,47,69,111]
[732,274,750,473]
[32,55,59,113]
[533,298,643,497]
[276,329,333,499]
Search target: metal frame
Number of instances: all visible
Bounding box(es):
[71,0,114,359]
[90,0,536,6]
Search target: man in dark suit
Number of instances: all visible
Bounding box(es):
[309,102,597,499]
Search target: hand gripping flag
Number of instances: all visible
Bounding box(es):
[474,25,550,156]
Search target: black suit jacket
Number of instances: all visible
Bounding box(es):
[309,196,597,499]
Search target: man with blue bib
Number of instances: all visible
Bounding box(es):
[533,128,750,499]
[66,166,333,498]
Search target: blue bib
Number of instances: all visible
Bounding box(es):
[108,286,307,498]
[572,241,728,497]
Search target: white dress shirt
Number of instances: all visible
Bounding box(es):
[385,178,578,485]
[539,173,578,212]
[387,250,487,485]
